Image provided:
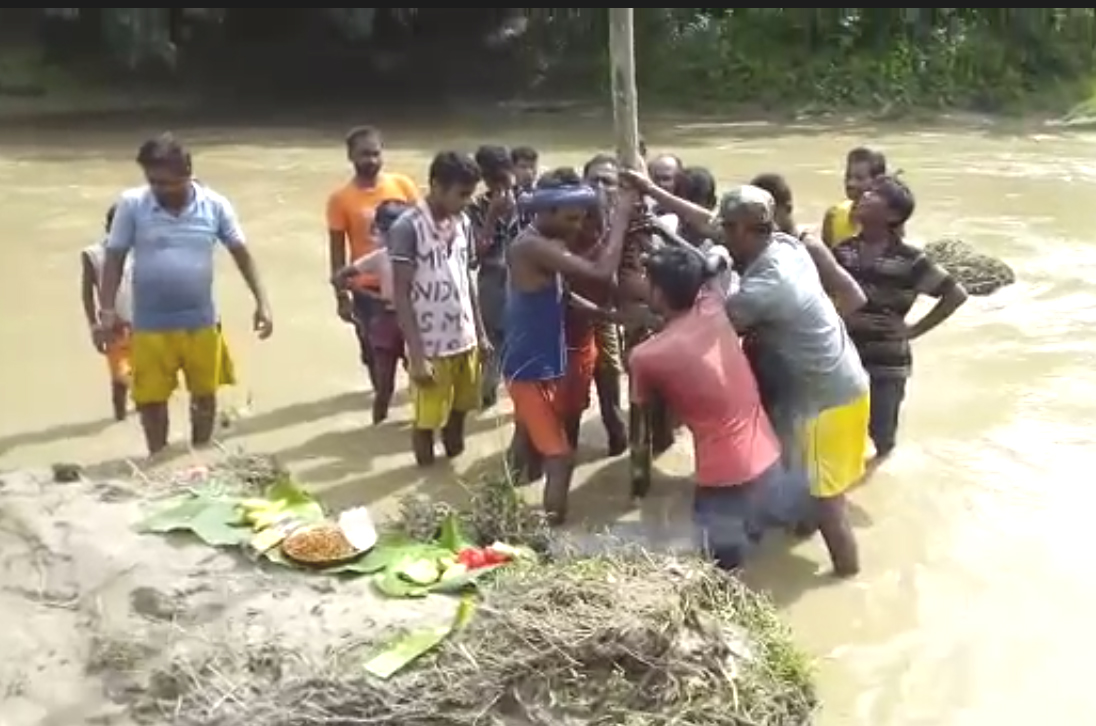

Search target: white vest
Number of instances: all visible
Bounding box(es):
[406,208,477,358]
[83,242,134,323]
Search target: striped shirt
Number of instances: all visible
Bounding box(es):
[832,235,957,379]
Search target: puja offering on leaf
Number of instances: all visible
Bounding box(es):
[237,497,294,530]
[248,516,307,556]
[337,506,378,552]
[281,522,361,565]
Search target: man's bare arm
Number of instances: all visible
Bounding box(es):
[619,171,718,239]
[101,197,136,314]
[802,233,866,315]
[522,194,633,281]
[821,207,838,248]
[387,217,427,364]
[80,253,99,328]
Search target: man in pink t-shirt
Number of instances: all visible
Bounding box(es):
[629,246,781,570]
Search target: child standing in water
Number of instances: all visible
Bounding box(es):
[82,204,133,421]
[822,147,887,248]
[332,199,413,424]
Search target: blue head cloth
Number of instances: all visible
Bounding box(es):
[517,184,600,213]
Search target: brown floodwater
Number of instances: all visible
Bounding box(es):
[1,110,1095,725]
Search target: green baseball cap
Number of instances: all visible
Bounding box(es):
[713,184,775,226]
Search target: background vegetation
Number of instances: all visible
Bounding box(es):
[3,8,1096,114]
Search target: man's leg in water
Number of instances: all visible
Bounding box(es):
[593,322,627,455]
[480,325,504,409]
[649,394,676,456]
[371,352,400,424]
[106,327,133,421]
[410,362,447,466]
[560,337,597,451]
[508,380,572,523]
[692,475,766,571]
[367,311,404,424]
[868,375,907,459]
[182,326,236,448]
[441,350,481,458]
[351,292,381,390]
[130,331,181,455]
[477,268,507,409]
[802,396,869,577]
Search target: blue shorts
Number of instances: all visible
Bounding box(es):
[693,461,785,570]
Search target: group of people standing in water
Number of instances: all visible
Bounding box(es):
[83,127,967,578]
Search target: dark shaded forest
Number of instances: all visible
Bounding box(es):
[4,9,1096,111]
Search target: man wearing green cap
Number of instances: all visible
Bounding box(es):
[623,174,867,577]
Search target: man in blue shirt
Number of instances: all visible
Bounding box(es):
[98,134,273,456]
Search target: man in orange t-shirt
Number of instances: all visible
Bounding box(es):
[326,125,419,384]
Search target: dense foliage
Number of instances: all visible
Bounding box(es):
[21,8,1096,111]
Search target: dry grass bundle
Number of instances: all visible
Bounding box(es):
[396,474,554,554]
[924,238,1016,296]
[173,549,816,726]
[153,453,287,496]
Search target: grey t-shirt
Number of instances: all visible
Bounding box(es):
[726,232,867,419]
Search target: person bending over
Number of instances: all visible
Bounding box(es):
[629,246,781,571]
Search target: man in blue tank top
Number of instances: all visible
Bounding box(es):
[504,167,632,524]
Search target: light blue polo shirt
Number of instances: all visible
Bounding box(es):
[106,183,245,331]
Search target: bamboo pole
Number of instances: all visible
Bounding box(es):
[608,8,641,169]
[608,8,656,498]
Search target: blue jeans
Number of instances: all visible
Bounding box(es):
[868,376,907,456]
[694,461,789,570]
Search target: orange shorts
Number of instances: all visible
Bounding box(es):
[559,336,598,416]
[106,325,133,384]
[507,379,570,458]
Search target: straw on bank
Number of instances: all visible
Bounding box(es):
[155,457,816,726]
[177,550,816,726]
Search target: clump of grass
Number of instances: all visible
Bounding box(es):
[394,473,553,554]
[924,238,1016,296]
[86,633,155,675]
[170,548,817,726]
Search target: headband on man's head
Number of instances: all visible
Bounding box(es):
[517,184,600,213]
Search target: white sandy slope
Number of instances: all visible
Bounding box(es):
[0,468,454,726]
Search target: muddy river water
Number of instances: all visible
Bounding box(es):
[1,113,1094,725]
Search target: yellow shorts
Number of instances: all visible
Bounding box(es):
[130,326,236,405]
[412,349,480,430]
[802,393,870,498]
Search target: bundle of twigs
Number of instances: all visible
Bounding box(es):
[924,238,1016,296]
[176,549,817,726]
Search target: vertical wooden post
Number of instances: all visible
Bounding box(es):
[609,8,656,498]
[608,8,640,169]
